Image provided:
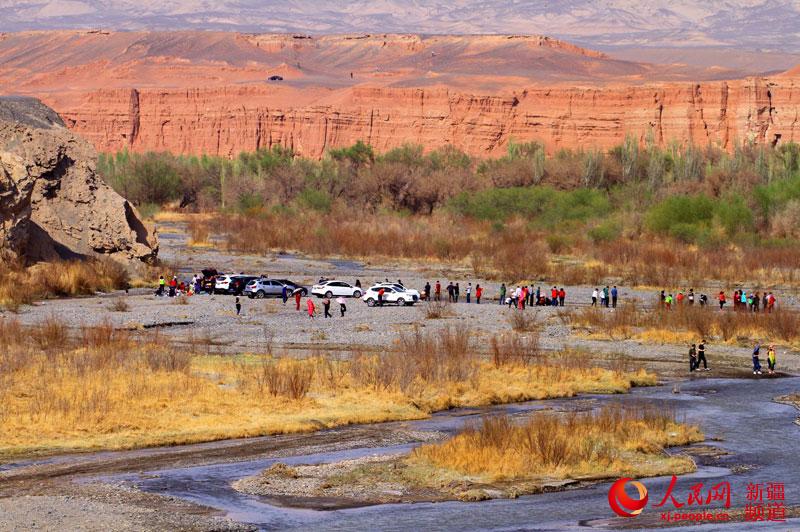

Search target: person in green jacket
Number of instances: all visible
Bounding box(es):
[498,283,506,305]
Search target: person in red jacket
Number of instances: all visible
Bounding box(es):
[718,291,726,310]
[307,298,316,319]
[475,284,483,304]
[295,291,302,311]
[558,287,566,306]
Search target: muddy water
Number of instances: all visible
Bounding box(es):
[112,377,800,531]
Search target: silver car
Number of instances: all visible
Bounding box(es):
[244,278,286,299]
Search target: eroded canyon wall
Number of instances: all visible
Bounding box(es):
[42,77,800,158]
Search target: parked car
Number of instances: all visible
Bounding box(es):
[311,280,363,298]
[215,274,259,295]
[273,279,308,296]
[200,268,218,293]
[244,278,285,299]
[362,285,420,307]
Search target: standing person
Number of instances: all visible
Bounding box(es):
[475,284,483,304]
[156,275,166,296]
[378,287,385,307]
[604,286,610,308]
[520,286,528,309]
[447,282,454,303]
[535,286,541,305]
[499,283,506,305]
[753,292,761,312]
[466,283,472,304]
[454,283,460,303]
[281,284,288,305]
[762,292,769,313]
[752,343,762,375]
[676,292,684,306]
[337,296,346,317]
[740,290,747,310]
[558,287,566,307]
[295,290,302,311]
[767,292,776,312]
[767,345,776,374]
[355,279,362,289]
[599,287,606,307]
[169,276,178,297]
[688,344,697,372]
[688,288,695,306]
[322,296,332,318]
[611,286,618,308]
[307,298,316,319]
[718,291,726,310]
[696,340,708,371]
[508,286,516,308]
[659,290,665,308]
[235,297,242,316]
[592,288,598,307]
[424,281,431,301]
[551,286,558,307]
[665,294,673,310]
[435,281,442,302]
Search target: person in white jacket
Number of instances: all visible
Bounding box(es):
[592,288,599,306]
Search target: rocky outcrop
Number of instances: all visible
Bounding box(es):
[45,77,800,159]
[0,96,157,263]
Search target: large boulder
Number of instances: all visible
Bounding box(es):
[0,96,157,263]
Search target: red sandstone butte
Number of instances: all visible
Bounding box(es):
[1,31,798,157]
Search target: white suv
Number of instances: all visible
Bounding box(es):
[311,280,363,298]
[362,285,420,306]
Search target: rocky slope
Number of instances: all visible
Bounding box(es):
[0,96,157,263]
[43,76,800,158]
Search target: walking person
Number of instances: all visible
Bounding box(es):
[665,294,673,310]
[611,285,618,308]
[466,283,472,304]
[281,284,288,305]
[322,296,332,318]
[235,297,242,316]
[498,283,506,305]
[475,284,483,304]
[688,343,698,372]
[752,343,762,375]
[592,288,598,307]
[598,288,605,307]
[295,290,302,311]
[718,291,726,310]
[696,340,708,371]
[337,296,346,317]
[767,345,776,374]
[307,298,316,319]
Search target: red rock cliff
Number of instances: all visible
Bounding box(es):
[42,77,800,158]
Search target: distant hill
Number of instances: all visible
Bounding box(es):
[1,1,799,53]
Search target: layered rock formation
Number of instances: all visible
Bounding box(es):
[0,96,157,263]
[44,76,800,159]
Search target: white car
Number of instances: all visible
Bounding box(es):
[362,285,420,307]
[311,280,363,298]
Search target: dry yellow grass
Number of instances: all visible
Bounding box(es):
[411,404,702,483]
[0,321,656,459]
[0,259,129,310]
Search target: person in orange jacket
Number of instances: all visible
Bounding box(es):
[307,298,316,319]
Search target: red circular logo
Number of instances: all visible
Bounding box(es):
[608,477,649,517]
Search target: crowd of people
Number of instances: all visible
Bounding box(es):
[659,288,778,311]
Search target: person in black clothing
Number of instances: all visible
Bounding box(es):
[322,297,332,318]
[454,283,460,303]
[447,282,454,302]
[696,340,708,371]
[424,282,431,301]
[355,279,361,288]
[688,344,697,372]
[235,297,242,316]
